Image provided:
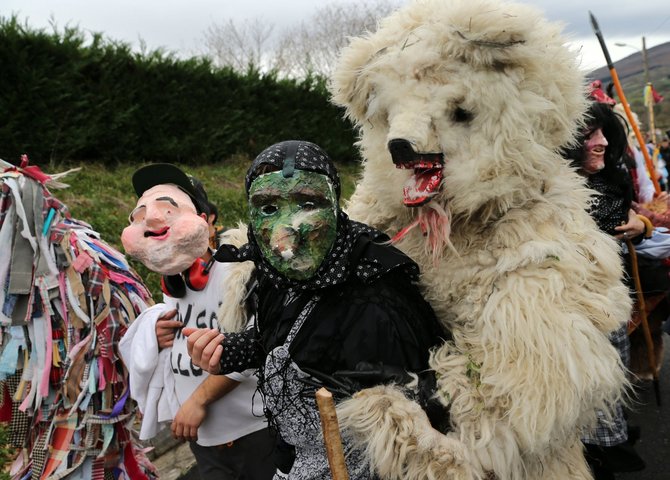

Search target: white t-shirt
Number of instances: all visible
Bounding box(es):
[166,261,266,446]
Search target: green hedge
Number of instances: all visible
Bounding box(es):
[0,17,359,165]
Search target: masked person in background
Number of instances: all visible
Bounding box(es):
[184,141,448,479]
[118,164,275,480]
[562,103,648,479]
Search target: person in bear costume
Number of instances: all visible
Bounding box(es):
[328,0,630,478]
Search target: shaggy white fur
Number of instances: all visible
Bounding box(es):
[329,0,630,478]
[215,224,255,333]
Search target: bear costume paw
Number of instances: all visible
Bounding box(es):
[338,385,477,479]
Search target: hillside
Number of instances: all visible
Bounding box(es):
[588,41,670,138]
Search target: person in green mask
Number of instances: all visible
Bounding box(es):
[184,140,448,479]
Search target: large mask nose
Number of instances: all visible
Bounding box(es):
[388,138,417,165]
[270,225,299,258]
[144,205,167,227]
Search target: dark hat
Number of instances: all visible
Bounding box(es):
[132,163,208,213]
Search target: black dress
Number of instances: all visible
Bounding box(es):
[218,230,447,479]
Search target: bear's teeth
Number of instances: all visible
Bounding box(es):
[402,167,443,206]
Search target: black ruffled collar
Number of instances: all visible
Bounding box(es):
[213,211,419,291]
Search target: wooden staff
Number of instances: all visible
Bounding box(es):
[644,83,658,145]
[625,237,661,406]
[316,387,350,480]
[589,12,661,194]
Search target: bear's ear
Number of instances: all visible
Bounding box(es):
[436,2,544,72]
[435,5,586,149]
[329,35,380,125]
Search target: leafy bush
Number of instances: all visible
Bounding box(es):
[0,17,359,166]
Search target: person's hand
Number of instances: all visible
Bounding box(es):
[614,210,646,240]
[183,327,225,374]
[171,395,205,442]
[155,309,182,350]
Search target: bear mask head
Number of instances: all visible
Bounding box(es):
[331,0,586,224]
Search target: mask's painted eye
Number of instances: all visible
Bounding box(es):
[260,205,278,215]
[453,107,473,123]
[128,209,145,224]
[300,201,317,210]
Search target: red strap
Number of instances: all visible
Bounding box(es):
[0,384,12,422]
[123,443,150,480]
[3,155,52,183]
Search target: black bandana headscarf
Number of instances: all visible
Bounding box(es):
[213,140,419,290]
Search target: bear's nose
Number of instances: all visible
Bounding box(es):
[388,138,417,166]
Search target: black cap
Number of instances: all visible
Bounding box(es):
[132,163,207,213]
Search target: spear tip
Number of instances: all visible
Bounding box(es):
[589,11,600,34]
[588,11,613,68]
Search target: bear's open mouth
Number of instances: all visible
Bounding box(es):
[387,139,444,207]
[396,156,443,207]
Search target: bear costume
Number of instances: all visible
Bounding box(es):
[329,0,630,478]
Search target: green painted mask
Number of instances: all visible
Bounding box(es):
[248,170,338,280]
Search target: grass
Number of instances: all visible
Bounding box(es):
[0,423,11,480]
[50,157,362,298]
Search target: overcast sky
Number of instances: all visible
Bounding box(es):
[2,0,669,72]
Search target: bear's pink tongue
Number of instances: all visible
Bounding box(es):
[403,167,443,206]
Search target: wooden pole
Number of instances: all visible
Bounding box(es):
[316,387,350,480]
[610,70,661,194]
[626,237,661,406]
[642,37,656,145]
[589,12,661,194]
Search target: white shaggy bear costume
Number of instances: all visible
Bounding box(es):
[329,0,631,478]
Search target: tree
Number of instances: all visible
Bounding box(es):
[202,17,276,72]
[201,0,400,77]
[275,0,399,78]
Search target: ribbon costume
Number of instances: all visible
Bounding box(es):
[0,157,156,479]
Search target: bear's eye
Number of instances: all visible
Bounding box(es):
[453,107,473,123]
